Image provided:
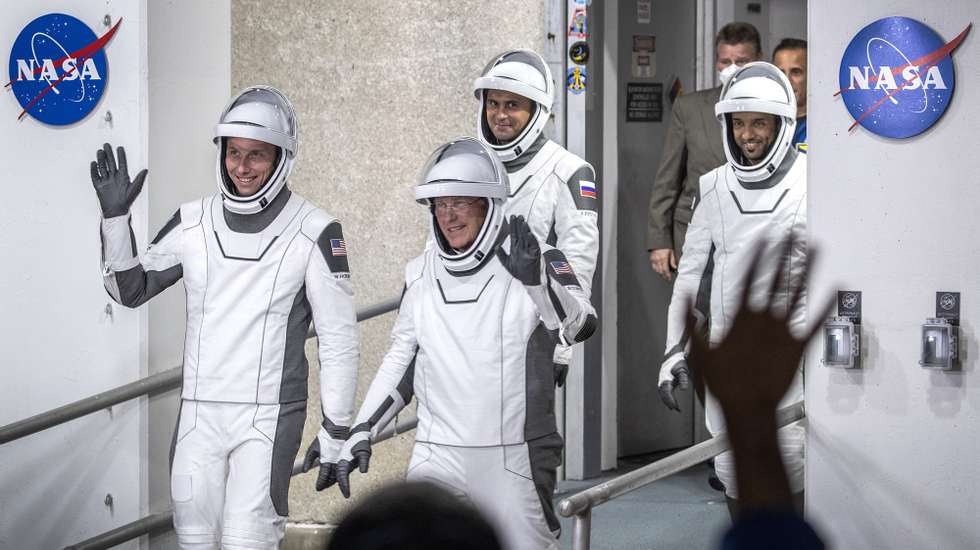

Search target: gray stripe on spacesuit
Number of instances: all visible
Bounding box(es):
[565,165,598,213]
[151,210,181,245]
[111,264,183,308]
[270,400,306,517]
[524,324,559,440]
[528,431,564,536]
[728,188,789,215]
[277,285,313,403]
[316,222,351,274]
[169,400,183,475]
[435,276,494,304]
[321,416,350,439]
[213,231,279,261]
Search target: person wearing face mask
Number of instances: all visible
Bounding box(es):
[657,62,808,520]
[647,22,762,283]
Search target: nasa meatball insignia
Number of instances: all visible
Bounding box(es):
[837,17,970,139]
[7,13,121,125]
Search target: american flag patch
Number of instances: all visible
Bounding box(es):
[579,181,597,199]
[330,239,347,256]
[550,261,574,275]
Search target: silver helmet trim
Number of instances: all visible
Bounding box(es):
[473,50,555,162]
[714,62,797,183]
[213,86,298,214]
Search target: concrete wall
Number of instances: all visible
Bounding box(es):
[806,2,980,548]
[230,0,548,523]
[0,2,147,548]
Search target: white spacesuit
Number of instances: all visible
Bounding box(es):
[474,49,599,384]
[657,63,807,503]
[336,138,596,550]
[94,87,358,549]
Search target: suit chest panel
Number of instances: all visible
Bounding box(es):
[505,148,563,244]
[181,198,311,320]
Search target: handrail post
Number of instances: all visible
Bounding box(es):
[571,508,591,550]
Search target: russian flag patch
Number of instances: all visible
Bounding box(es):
[579,181,597,199]
[330,238,347,256]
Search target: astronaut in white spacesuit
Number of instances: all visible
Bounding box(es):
[91,86,358,549]
[657,62,808,518]
[334,137,596,550]
[474,49,599,388]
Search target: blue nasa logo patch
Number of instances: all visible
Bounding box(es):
[838,17,969,139]
[7,13,119,125]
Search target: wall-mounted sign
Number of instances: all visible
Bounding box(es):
[632,35,656,78]
[569,41,589,65]
[636,0,652,24]
[837,17,970,138]
[626,82,662,122]
[568,66,587,95]
[7,13,120,125]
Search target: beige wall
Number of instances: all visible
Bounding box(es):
[232,0,548,523]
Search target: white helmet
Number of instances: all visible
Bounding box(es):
[714,62,796,183]
[473,50,554,162]
[213,86,298,214]
[416,137,509,274]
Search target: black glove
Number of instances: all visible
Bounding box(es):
[554,363,569,388]
[301,439,340,492]
[336,426,372,499]
[658,360,690,412]
[90,143,147,218]
[496,215,541,286]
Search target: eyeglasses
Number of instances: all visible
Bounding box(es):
[433,198,482,214]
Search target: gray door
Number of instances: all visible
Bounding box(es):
[616,0,698,457]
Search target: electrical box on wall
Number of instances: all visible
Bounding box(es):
[823,291,862,369]
[920,292,961,371]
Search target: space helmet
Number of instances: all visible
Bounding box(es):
[473,50,554,162]
[213,86,298,214]
[415,137,509,273]
[714,62,796,183]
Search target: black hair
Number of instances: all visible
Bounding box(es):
[327,482,502,550]
[715,22,762,58]
[773,38,808,58]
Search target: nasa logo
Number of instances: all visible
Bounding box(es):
[6,13,121,125]
[837,17,970,139]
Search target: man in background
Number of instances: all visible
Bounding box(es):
[647,22,762,282]
[773,38,808,149]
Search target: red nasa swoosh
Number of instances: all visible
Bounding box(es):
[835,23,971,132]
[5,18,122,121]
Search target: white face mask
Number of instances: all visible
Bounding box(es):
[718,63,740,85]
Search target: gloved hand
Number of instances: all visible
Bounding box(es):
[554,363,569,387]
[496,215,541,286]
[301,439,340,492]
[90,143,147,218]
[336,425,372,498]
[658,357,690,412]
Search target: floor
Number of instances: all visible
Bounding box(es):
[555,457,731,550]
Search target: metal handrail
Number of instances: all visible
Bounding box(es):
[559,401,806,550]
[0,296,401,445]
[65,414,419,550]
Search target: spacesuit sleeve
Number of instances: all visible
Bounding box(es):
[663,184,713,367]
[349,276,419,440]
[100,210,183,308]
[554,162,600,292]
[306,221,360,463]
[525,247,598,346]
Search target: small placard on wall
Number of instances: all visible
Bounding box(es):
[626,83,662,122]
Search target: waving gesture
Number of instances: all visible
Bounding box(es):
[90,143,147,218]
